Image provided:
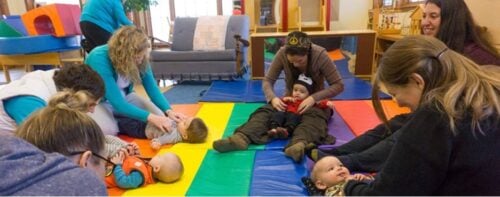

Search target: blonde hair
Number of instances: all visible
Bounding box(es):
[153,153,184,183]
[48,89,95,112]
[372,35,500,134]
[15,94,105,159]
[108,26,151,84]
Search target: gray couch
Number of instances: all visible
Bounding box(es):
[150,15,249,81]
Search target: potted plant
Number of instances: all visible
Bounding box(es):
[123,0,158,12]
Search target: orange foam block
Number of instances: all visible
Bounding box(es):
[21,4,81,37]
[327,49,345,61]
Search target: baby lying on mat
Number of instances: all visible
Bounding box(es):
[104,135,184,189]
[304,156,374,196]
[115,115,208,149]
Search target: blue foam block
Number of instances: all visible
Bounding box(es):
[250,150,309,196]
[0,35,80,55]
[2,15,28,36]
[335,58,355,79]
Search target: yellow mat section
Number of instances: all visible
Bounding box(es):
[122,103,235,196]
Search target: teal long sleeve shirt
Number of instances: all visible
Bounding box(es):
[80,0,133,33]
[85,45,171,122]
[4,96,46,124]
[112,165,144,189]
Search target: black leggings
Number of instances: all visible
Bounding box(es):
[80,21,112,53]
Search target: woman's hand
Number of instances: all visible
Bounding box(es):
[271,97,287,111]
[297,96,315,114]
[165,110,187,122]
[348,173,375,181]
[147,114,173,132]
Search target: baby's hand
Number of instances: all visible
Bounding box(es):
[326,101,334,108]
[150,139,162,150]
[126,142,141,156]
[110,150,126,165]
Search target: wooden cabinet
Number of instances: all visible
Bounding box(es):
[373,34,403,73]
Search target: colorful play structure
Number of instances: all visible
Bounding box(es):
[0,3,81,82]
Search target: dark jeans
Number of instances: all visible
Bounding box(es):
[270,111,301,133]
[80,21,112,53]
[319,113,410,172]
[114,114,148,139]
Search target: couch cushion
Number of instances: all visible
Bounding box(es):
[171,17,197,51]
[151,49,236,61]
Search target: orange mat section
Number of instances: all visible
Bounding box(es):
[364,100,411,119]
[108,104,203,196]
[334,100,381,136]
[335,100,411,137]
[327,49,345,61]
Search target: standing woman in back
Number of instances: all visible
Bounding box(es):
[80,0,133,53]
[344,35,500,195]
[422,0,499,65]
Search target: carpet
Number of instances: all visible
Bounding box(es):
[163,81,211,104]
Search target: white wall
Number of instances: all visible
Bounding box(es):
[330,0,372,30]
[7,0,26,15]
[465,0,500,51]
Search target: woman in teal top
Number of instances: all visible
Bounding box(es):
[80,0,133,53]
[85,26,185,136]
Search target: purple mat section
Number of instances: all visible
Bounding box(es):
[327,110,356,146]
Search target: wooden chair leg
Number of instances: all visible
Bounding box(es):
[3,65,11,83]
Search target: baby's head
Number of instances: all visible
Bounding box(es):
[149,152,184,183]
[293,74,313,100]
[311,156,350,190]
[178,117,208,143]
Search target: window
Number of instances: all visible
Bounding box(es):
[383,0,393,7]
[174,0,217,17]
[150,1,171,42]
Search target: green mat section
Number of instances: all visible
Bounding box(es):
[223,103,265,150]
[186,150,256,196]
[222,103,263,138]
[0,21,22,37]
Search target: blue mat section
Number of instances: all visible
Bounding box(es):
[163,81,211,104]
[250,150,309,196]
[200,59,391,102]
[200,79,390,102]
